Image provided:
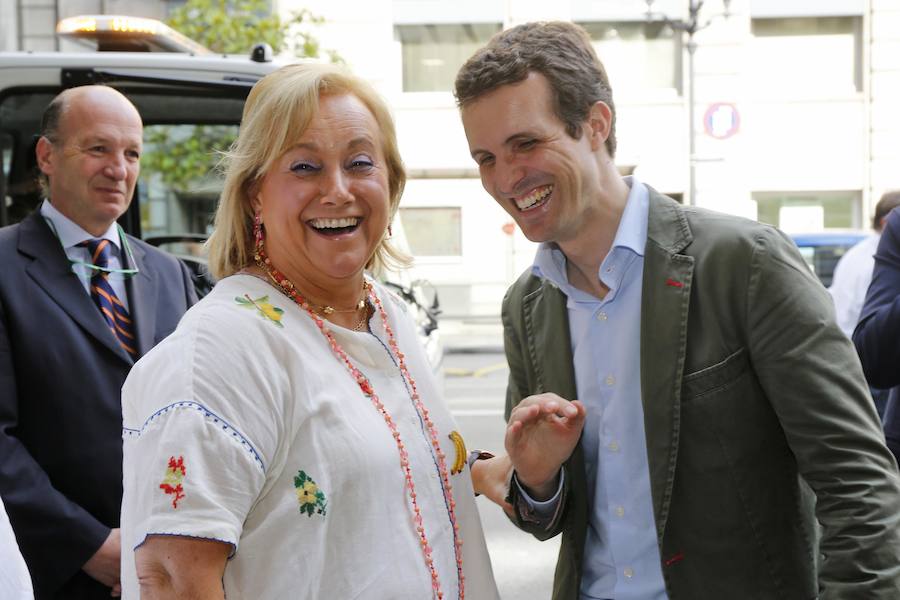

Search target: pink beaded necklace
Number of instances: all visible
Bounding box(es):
[253,240,464,600]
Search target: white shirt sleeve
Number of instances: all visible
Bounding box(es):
[0,497,33,600]
[121,299,286,556]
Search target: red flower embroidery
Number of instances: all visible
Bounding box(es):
[159,455,186,509]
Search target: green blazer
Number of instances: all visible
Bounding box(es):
[502,189,900,599]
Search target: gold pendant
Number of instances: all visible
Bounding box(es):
[449,431,467,475]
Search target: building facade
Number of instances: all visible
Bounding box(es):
[286,0,900,317]
[3,0,899,317]
[0,0,175,52]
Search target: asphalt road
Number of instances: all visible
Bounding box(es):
[444,350,560,600]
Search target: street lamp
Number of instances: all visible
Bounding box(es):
[645,0,731,206]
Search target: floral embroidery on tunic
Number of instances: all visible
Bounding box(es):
[235,294,285,327]
[294,471,327,517]
[159,456,186,509]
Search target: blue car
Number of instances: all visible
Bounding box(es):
[790,231,868,287]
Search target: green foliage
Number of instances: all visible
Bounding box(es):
[141,0,339,193]
[141,125,237,191]
[165,0,325,58]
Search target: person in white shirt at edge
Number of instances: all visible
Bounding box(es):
[119,63,507,599]
[0,496,33,600]
[829,190,900,338]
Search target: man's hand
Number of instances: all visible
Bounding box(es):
[83,528,121,597]
[506,393,586,500]
[470,454,515,516]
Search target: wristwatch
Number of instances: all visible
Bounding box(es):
[467,449,495,469]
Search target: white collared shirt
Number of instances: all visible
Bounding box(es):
[39,199,131,311]
[525,177,668,600]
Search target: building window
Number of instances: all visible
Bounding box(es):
[750,16,862,95]
[399,207,462,256]
[578,21,681,93]
[395,23,501,92]
[754,190,860,231]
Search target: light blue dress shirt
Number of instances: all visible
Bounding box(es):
[527,178,668,600]
[40,199,131,312]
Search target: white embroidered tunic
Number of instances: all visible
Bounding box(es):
[120,275,499,599]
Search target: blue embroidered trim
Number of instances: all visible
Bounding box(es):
[123,401,265,472]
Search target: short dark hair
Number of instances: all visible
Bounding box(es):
[454,21,617,157]
[36,91,70,196]
[874,190,900,230]
[40,92,67,143]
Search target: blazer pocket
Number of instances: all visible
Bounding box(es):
[682,347,750,400]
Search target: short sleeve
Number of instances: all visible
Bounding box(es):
[121,288,291,555]
[123,401,266,553]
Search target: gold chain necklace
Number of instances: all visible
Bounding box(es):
[240,264,370,330]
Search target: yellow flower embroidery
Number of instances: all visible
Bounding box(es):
[235,294,285,328]
[294,470,327,517]
[296,481,319,504]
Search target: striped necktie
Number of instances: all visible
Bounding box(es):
[78,238,138,358]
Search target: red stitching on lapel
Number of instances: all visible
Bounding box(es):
[665,278,683,288]
[664,552,685,566]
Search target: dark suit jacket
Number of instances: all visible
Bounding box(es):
[854,208,900,464]
[0,210,197,599]
[503,189,900,599]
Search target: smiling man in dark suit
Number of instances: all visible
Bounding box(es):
[0,85,197,599]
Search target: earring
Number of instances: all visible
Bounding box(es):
[253,211,265,266]
[387,224,393,238]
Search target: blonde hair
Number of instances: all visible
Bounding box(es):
[207,63,409,279]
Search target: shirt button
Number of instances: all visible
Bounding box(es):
[615,506,625,518]
[608,441,620,452]
[596,311,608,321]
[623,567,634,578]
[605,375,616,386]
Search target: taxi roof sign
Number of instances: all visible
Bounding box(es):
[57,15,212,55]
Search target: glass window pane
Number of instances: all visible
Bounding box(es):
[140,123,238,239]
[396,23,502,92]
[754,190,860,231]
[400,207,462,256]
[579,21,681,92]
[749,16,861,94]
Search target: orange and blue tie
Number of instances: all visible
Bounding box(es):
[79,238,138,357]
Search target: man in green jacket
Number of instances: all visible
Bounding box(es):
[455,21,900,599]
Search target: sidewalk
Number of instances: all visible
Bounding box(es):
[439,315,504,354]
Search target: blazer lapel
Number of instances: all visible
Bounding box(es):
[19,211,134,365]
[640,190,694,542]
[124,237,158,357]
[523,280,578,400]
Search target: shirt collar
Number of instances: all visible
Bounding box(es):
[532,176,649,288]
[40,199,121,251]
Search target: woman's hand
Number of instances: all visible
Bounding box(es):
[505,393,585,500]
[470,454,514,516]
[135,534,231,599]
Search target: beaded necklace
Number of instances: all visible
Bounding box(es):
[253,247,464,599]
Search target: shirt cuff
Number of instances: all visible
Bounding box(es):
[513,468,565,517]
